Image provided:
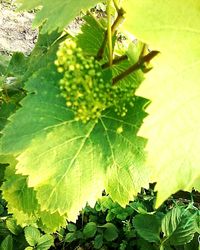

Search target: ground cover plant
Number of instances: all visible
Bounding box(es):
[0,0,200,249]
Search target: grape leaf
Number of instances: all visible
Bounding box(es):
[0,103,16,132]
[111,58,144,90]
[1,164,38,215]
[0,54,10,76]
[23,30,62,80]
[76,14,144,89]
[1,160,66,232]
[76,15,105,57]
[0,62,148,222]
[124,0,200,206]
[17,0,102,33]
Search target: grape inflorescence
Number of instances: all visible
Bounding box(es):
[55,39,135,122]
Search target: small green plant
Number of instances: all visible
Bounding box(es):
[24,226,54,250]
[55,194,200,249]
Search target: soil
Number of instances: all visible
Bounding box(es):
[0,1,38,55]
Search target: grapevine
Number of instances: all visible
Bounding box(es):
[0,1,199,247]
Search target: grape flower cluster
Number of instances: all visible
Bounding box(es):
[55,39,135,122]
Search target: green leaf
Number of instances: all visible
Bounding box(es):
[161,206,196,245]
[24,226,40,246]
[24,247,34,250]
[124,0,200,206]
[0,61,148,223]
[195,211,200,234]
[36,234,54,250]
[6,218,22,235]
[94,234,103,249]
[101,223,118,242]
[17,0,102,33]
[111,57,144,90]
[39,210,66,233]
[0,103,16,133]
[1,164,38,215]
[1,162,66,232]
[7,52,28,77]
[0,235,13,250]
[133,214,161,243]
[76,15,105,57]
[67,223,77,232]
[184,233,200,250]
[23,30,62,81]
[0,221,10,237]
[83,222,97,239]
[65,232,77,243]
[0,54,10,76]
[136,238,157,250]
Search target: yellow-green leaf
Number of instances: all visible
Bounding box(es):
[124,0,200,207]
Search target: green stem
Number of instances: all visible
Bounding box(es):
[113,0,120,12]
[96,1,125,61]
[107,0,113,66]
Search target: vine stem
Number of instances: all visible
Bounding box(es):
[112,50,160,85]
[96,1,125,61]
[102,54,127,69]
[107,0,113,66]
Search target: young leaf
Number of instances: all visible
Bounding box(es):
[36,234,54,250]
[83,222,97,239]
[6,218,22,235]
[101,223,118,242]
[76,15,105,57]
[161,206,196,245]
[65,232,77,243]
[136,238,157,250]
[67,223,77,232]
[124,0,200,206]
[24,226,40,246]
[0,235,13,250]
[94,234,103,249]
[17,0,102,33]
[133,214,161,243]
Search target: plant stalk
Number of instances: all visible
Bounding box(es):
[96,1,125,61]
[107,0,113,66]
[112,50,160,85]
[102,54,128,69]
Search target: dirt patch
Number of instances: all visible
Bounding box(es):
[0,1,37,55]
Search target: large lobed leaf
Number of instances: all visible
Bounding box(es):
[17,0,102,33]
[124,0,200,206]
[1,160,66,232]
[0,61,149,225]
